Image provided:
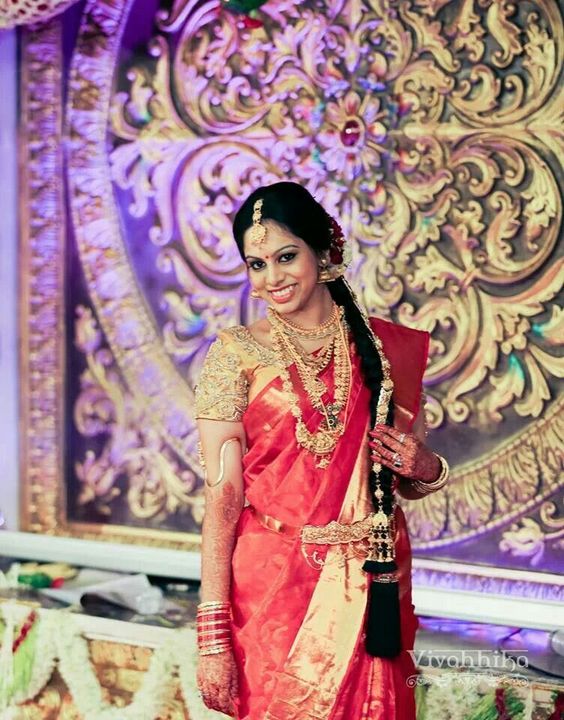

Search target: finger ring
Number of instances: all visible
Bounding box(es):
[399,432,406,444]
[393,453,403,468]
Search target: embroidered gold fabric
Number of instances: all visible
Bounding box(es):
[228,326,280,367]
[194,333,249,421]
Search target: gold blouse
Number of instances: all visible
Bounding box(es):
[194,330,249,421]
[195,326,286,422]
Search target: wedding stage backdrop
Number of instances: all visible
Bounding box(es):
[16,0,563,601]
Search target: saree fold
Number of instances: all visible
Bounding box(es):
[223,318,429,720]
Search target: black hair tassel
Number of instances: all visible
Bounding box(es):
[362,559,401,658]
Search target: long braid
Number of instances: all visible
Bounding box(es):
[327,278,395,516]
[329,277,401,659]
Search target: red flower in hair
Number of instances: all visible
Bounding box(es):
[328,216,345,264]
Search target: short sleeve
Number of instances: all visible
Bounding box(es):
[194,332,249,421]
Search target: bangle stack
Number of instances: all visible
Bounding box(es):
[197,601,232,656]
[411,453,450,495]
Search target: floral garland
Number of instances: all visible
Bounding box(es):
[0,604,225,720]
[412,670,536,720]
[1,604,558,720]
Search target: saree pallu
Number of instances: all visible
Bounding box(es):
[230,319,429,720]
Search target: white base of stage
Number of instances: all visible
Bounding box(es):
[1,531,562,632]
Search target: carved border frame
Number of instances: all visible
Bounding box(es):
[19,19,66,538]
[18,16,195,550]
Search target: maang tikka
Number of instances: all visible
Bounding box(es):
[248,198,267,246]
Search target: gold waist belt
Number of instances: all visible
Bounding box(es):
[249,506,377,545]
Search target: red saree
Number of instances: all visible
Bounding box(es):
[222,319,428,719]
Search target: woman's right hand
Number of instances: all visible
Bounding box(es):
[197,651,239,716]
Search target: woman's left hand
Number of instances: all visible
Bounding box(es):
[369,424,440,482]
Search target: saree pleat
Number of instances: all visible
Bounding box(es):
[227,319,428,719]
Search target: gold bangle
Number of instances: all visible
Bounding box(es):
[411,454,449,495]
[198,639,231,647]
[198,639,231,646]
[199,644,232,656]
[198,642,231,650]
[198,636,232,646]
[197,601,231,611]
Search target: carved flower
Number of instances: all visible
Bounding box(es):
[316,91,388,182]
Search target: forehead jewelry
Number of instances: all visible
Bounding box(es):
[248,198,267,246]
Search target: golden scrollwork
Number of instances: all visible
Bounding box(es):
[402,398,563,548]
[108,0,563,429]
[20,0,563,552]
[499,499,564,567]
[73,306,205,525]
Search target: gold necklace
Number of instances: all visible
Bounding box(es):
[268,305,352,467]
[272,303,340,339]
[287,334,336,374]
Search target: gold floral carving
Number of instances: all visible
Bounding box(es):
[73,306,205,526]
[20,0,563,553]
[499,499,564,566]
[402,397,563,547]
[107,0,563,546]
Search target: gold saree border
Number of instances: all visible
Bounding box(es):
[264,422,373,720]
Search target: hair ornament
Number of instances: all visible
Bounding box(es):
[248,198,267,246]
[318,213,351,282]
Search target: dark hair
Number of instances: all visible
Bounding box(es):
[233,181,394,516]
[233,182,333,256]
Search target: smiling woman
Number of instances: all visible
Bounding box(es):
[242,223,335,348]
[245,238,304,302]
[194,181,448,719]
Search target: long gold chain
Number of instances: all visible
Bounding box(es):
[267,305,351,468]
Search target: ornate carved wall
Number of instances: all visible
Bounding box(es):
[20,0,563,583]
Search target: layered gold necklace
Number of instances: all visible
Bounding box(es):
[267,303,352,468]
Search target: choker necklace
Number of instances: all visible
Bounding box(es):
[267,304,351,467]
[271,303,340,340]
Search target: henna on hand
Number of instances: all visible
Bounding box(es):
[197,652,239,716]
[368,424,440,483]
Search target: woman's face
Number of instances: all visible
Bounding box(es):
[242,220,324,315]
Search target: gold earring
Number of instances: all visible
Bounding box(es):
[317,259,332,284]
[250,289,260,299]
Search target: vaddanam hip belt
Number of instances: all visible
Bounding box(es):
[248,506,398,576]
[248,505,390,545]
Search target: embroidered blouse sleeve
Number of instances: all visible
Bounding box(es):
[194,331,249,421]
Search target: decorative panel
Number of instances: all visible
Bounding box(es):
[20,1,563,585]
